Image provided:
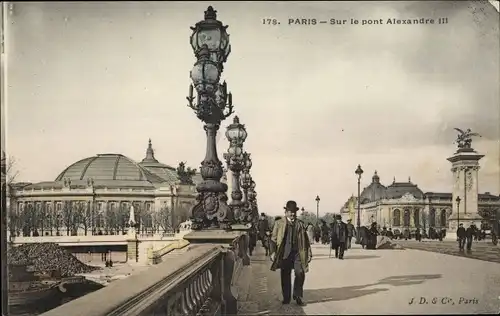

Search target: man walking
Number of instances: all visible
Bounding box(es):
[270,200,312,306]
[331,215,348,259]
[258,213,270,246]
[456,223,466,251]
[346,219,354,249]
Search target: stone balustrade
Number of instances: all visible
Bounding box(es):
[40,232,250,316]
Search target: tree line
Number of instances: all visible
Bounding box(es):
[7,201,191,237]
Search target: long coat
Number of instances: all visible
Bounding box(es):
[270,217,312,273]
[331,221,348,246]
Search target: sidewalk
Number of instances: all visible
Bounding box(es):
[395,239,500,264]
[239,244,500,315]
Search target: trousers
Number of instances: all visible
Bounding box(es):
[458,237,466,250]
[280,251,305,301]
[333,242,346,259]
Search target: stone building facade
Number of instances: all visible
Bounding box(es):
[340,171,500,235]
[7,140,215,237]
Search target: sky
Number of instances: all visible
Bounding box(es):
[3,1,500,216]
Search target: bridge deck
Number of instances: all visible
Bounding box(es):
[239,243,500,315]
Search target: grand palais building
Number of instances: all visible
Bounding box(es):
[7,140,213,237]
[340,171,500,234]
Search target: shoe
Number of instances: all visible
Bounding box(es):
[295,297,305,306]
[282,299,290,304]
[339,257,344,260]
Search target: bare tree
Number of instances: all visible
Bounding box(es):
[38,203,47,236]
[105,204,119,235]
[7,206,20,237]
[74,202,92,236]
[3,153,19,185]
[117,204,129,235]
[174,202,191,229]
[298,211,318,226]
[156,206,172,233]
[54,206,63,236]
[62,201,78,236]
[138,205,154,234]
[320,212,336,225]
[21,203,35,236]
[4,153,20,236]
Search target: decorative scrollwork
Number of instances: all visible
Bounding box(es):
[466,170,473,192]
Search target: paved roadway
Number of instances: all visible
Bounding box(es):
[238,243,500,315]
[394,239,500,264]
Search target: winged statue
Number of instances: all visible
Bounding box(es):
[454,128,481,149]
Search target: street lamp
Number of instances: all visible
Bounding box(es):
[186,6,235,230]
[315,195,320,224]
[247,181,258,224]
[239,152,253,222]
[355,164,364,244]
[456,196,461,228]
[224,116,247,224]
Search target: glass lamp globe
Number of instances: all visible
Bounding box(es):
[190,58,220,86]
[240,172,251,186]
[228,145,242,157]
[225,116,247,143]
[244,154,252,169]
[190,6,231,62]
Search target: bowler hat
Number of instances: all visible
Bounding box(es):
[284,200,299,212]
[335,214,342,220]
[260,213,266,217]
[347,219,352,222]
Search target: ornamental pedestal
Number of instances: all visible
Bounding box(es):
[446,148,484,240]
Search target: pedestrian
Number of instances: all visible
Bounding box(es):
[386,228,394,239]
[320,220,329,244]
[346,219,355,249]
[456,223,466,251]
[330,215,348,259]
[368,222,380,249]
[262,230,271,256]
[314,224,321,243]
[258,213,270,246]
[249,225,257,256]
[465,224,474,251]
[403,228,410,241]
[415,228,422,242]
[270,200,312,306]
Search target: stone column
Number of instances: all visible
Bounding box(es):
[446,147,484,239]
[409,208,414,227]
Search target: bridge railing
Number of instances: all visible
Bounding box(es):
[40,233,249,316]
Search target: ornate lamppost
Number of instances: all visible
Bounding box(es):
[355,164,364,244]
[456,196,461,228]
[186,6,234,230]
[315,195,320,224]
[239,152,253,223]
[223,116,247,223]
[248,180,258,224]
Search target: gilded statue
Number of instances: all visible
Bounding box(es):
[454,128,481,149]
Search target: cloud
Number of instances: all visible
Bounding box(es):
[5,1,500,216]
